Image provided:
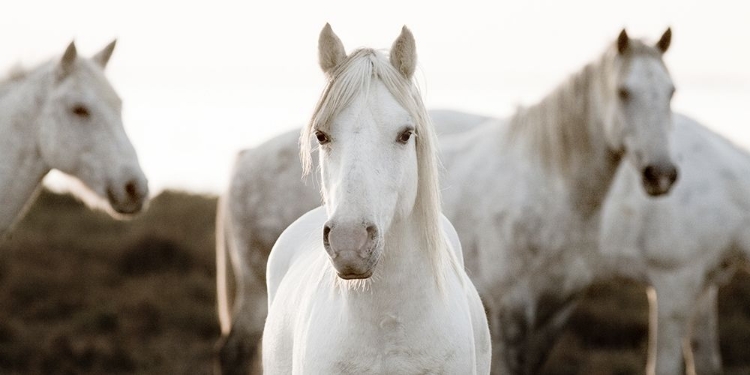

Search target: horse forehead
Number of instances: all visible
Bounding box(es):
[336,80,410,133]
[69,60,122,107]
[623,56,672,90]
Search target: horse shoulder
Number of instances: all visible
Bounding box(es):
[439,214,491,372]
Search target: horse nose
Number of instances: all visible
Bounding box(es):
[324,222,369,257]
[642,162,678,196]
[323,220,379,279]
[107,175,148,215]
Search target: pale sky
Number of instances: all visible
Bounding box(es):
[1,0,748,194]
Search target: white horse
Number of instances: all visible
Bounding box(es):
[215,29,678,374]
[261,24,490,374]
[215,93,480,375]
[0,41,148,238]
[436,28,678,375]
[600,113,750,375]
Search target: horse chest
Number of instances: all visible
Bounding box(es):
[301,308,471,374]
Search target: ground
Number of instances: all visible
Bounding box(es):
[0,190,748,375]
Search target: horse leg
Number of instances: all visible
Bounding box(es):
[686,285,722,375]
[648,277,697,375]
[646,286,659,375]
[216,261,267,375]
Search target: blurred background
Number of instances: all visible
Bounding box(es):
[0,0,748,374]
[0,0,746,194]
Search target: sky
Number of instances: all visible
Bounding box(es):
[0,0,748,195]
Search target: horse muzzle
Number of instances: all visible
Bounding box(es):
[107,176,149,214]
[323,221,379,280]
[641,162,678,196]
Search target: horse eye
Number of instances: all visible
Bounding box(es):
[71,105,90,118]
[617,88,630,101]
[397,130,413,144]
[315,131,330,144]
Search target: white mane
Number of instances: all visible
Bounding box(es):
[300,48,460,289]
[507,39,667,180]
[507,62,597,178]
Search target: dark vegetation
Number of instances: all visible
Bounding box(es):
[0,189,748,374]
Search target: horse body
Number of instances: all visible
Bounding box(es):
[251,25,490,375]
[600,113,750,375]
[264,207,487,375]
[438,116,612,374]
[0,41,148,238]
[440,31,680,375]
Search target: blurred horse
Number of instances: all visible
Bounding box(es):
[261,24,490,375]
[600,114,750,375]
[436,28,677,374]
[0,41,148,238]
[215,29,678,374]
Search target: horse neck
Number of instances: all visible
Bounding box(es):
[512,62,621,220]
[0,68,53,237]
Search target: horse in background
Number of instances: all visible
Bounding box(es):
[215,29,678,374]
[432,34,750,375]
[0,41,148,239]
[261,24,490,374]
[600,113,750,375]
[437,28,677,374]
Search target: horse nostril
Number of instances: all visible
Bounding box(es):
[125,180,138,199]
[323,224,332,247]
[365,225,378,241]
[642,165,658,183]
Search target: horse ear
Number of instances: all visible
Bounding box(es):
[93,39,117,68]
[59,41,77,77]
[617,29,629,54]
[390,26,417,79]
[319,23,346,75]
[656,27,671,53]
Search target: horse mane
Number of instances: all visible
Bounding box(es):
[507,62,596,178]
[507,38,665,179]
[300,48,460,290]
[0,64,30,98]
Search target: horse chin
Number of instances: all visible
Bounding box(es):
[642,178,675,197]
[336,270,374,280]
[110,201,145,215]
[332,257,377,280]
[106,189,146,215]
